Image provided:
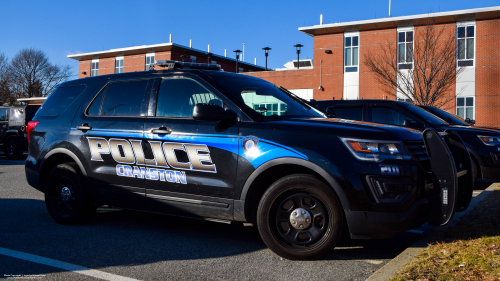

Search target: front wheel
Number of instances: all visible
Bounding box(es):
[44,163,96,225]
[257,174,344,260]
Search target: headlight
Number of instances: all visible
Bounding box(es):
[478,135,500,146]
[340,137,410,162]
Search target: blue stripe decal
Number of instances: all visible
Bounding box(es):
[81,130,307,169]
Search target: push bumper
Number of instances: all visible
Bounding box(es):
[345,199,428,239]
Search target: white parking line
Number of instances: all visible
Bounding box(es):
[0,247,139,281]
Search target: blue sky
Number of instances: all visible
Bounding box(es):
[1,0,498,77]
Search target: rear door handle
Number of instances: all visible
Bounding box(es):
[152,127,171,135]
[76,124,92,131]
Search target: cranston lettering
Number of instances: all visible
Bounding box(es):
[116,165,187,184]
[87,137,217,174]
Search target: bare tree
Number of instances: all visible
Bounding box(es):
[8,48,72,98]
[0,52,12,105]
[363,20,464,107]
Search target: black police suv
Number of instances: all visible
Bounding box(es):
[0,105,40,159]
[311,99,500,184]
[26,61,473,260]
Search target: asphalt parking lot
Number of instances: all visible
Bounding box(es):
[0,151,486,281]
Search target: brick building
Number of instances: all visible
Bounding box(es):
[68,42,266,79]
[247,6,500,128]
[69,6,500,127]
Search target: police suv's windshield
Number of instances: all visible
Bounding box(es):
[399,102,448,126]
[215,77,324,120]
[420,106,469,126]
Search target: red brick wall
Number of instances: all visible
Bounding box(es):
[313,33,344,100]
[245,69,315,90]
[124,54,147,72]
[98,57,115,75]
[359,28,396,100]
[476,18,500,128]
[78,60,91,79]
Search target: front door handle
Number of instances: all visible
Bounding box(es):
[76,124,92,131]
[152,127,172,135]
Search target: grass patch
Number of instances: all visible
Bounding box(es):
[392,186,500,281]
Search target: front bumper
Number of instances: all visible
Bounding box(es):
[345,198,428,239]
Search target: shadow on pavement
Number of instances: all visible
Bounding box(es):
[0,197,421,270]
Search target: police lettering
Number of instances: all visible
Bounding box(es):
[87,137,217,183]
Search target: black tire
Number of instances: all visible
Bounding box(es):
[44,163,96,225]
[257,174,344,260]
[3,136,23,160]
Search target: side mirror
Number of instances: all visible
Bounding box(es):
[193,103,237,122]
[404,119,422,129]
[325,106,336,118]
[445,117,453,124]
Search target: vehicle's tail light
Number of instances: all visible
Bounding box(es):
[27,121,39,142]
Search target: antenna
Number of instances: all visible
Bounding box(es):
[389,0,392,17]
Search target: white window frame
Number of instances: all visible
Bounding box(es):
[397,27,414,70]
[457,21,476,67]
[115,56,124,74]
[344,32,359,73]
[190,56,197,63]
[91,59,99,77]
[456,96,474,120]
[145,53,155,71]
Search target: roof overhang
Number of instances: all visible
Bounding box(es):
[67,42,265,70]
[299,6,500,36]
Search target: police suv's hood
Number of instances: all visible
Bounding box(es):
[435,125,500,136]
[269,118,423,141]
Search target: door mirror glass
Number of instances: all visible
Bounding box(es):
[193,104,236,122]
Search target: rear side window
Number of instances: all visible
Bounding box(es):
[156,78,222,118]
[333,106,363,121]
[372,106,414,126]
[0,109,8,121]
[37,85,86,116]
[88,80,150,116]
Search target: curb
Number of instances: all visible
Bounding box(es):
[366,183,500,281]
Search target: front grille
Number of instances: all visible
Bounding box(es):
[404,141,429,162]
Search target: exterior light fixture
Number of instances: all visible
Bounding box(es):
[294,44,303,69]
[233,50,242,73]
[262,47,271,71]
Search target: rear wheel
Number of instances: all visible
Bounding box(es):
[3,136,23,160]
[44,163,96,225]
[257,174,344,260]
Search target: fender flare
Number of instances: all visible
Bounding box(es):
[41,148,88,176]
[238,157,351,211]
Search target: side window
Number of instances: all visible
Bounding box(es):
[88,80,149,116]
[156,78,222,118]
[372,106,414,126]
[333,106,363,121]
[0,109,8,121]
[38,85,86,116]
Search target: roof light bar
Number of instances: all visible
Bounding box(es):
[151,60,221,71]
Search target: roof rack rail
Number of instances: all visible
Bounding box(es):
[150,60,221,71]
